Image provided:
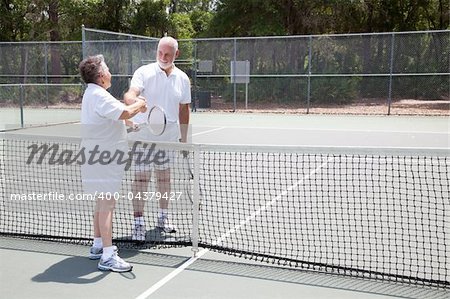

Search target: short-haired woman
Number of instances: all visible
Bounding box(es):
[79,54,146,272]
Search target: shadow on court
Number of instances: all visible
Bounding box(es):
[32,256,112,284]
[29,247,143,284]
[124,251,449,299]
[3,237,446,299]
[1,114,449,299]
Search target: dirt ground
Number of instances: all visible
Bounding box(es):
[200,97,450,116]
[1,97,448,116]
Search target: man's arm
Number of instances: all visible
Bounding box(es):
[179,103,190,143]
[124,87,141,105]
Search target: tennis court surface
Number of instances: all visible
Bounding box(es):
[1,113,449,299]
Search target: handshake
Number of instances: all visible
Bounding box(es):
[124,95,147,132]
[135,96,147,113]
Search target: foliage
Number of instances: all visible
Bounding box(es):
[206,0,449,37]
[1,0,448,107]
[169,13,195,39]
[1,0,448,42]
[131,0,169,38]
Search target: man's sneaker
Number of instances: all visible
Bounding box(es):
[89,245,118,260]
[157,216,177,233]
[98,253,132,272]
[132,224,146,241]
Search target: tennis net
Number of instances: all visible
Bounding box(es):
[0,133,448,287]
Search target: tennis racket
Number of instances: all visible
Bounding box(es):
[127,105,167,136]
[181,153,202,209]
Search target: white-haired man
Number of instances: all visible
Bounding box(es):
[124,36,191,240]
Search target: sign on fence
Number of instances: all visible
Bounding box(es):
[231,60,250,84]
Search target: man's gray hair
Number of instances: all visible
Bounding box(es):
[158,36,178,52]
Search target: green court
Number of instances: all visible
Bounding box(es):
[1,112,449,299]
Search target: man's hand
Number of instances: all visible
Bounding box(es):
[135,96,147,113]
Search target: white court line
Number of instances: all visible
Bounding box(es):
[194,125,448,135]
[209,157,334,246]
[134,249,209,299]
[134,156,334,299]
[191,127,225,136]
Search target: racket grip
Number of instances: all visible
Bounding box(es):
[126,124,140,133]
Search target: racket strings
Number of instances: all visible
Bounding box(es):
[147,106,167,136]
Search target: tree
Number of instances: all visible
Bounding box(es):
[95,0,136,32]
[169,0,215,13]
[0,0,31,41]
[206,0,285,37]
[206,0,449,37]
[48,0,62,83]
[166,0,214,37]
[190,10,213,37]
[131,0,169,37]
[169,13,195,38]
[1,0,448,43]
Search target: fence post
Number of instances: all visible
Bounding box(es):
[128,36,133,79]
[307,36,312,114]
[44,43,49,108]
[192,41,198,112]
[233,38,237,112]
[19,84,24,128]
[387,33,395,115]
[81,25,86,59]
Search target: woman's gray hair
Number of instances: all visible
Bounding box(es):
[79,54,107,84]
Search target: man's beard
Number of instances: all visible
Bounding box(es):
[157,59,173,70]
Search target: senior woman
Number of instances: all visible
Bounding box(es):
[79,54,146,272]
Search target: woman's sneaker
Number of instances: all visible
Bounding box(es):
[98,253,132,272]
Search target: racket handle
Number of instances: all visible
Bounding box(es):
[127,124,140,133]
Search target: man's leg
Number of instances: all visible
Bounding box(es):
[131,171,151,241]
[155,168,176,233]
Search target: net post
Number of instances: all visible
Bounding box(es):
[191,144,200,257]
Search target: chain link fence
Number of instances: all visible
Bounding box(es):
[1,28,448,126]
[0,41,83,128]
[188,31,449,114]
[82,28,450,115]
